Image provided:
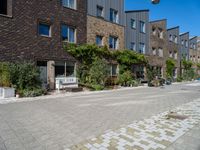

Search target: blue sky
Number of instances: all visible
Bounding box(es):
[125,0,200,37]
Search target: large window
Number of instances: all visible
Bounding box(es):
[139,43,145,54]
[96,35,103,46]
[109,36,118,49]
[158,48,163,57]
[39,23,51,37]
[62,0,76,9]
[110,8,118,23]
[130,42,136,50]
[131,19,136,29]
[0,0,7,15]
[139,21,145,33]
[97,5,104,18]
[61,25,76,43]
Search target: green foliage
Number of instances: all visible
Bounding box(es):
[91,84,105,91]
[117,70,136,86]
[197,63,200,70]
[88,58,110,86]
[9,62,41,91]
[0,62,11,87]
[182,60,193,70]
[19,88,46,97]
[113,50,147,71]
[166,58,175,78]
[176,76,183,82]
[146,65,160,82]
[182,59,196,81]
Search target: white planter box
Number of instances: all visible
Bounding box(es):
[0,87,15,99]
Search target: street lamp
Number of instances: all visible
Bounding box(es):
[151,0,160,4]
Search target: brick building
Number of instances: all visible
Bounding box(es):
[148,19,168,78]
[0,0,87,89]
[167,26,180,78]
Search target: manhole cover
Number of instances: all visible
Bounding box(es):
[166,112,188,120]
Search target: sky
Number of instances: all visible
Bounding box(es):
[125,0,200,37]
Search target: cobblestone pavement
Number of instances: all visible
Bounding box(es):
[68,99,200,150]
[0,82,200,150]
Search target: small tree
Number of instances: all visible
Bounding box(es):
[88,58,110,86]
[0,62,11,87]
[166,58,175,78]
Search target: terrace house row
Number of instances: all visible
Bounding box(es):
[0,0,199,89]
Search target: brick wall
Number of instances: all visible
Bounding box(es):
[87,15,125,50]
[0,0,87,62]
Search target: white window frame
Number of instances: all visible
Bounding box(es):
[62,0,77,10]
[61,24,76,43]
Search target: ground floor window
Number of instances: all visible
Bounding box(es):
[110,64,118,76]
[55,61,75,77]
[0,0,7,15]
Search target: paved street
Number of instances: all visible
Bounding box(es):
[0,82,200,150]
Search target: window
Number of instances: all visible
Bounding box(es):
[174,52,178,59]
[0,0,7,15]
[39,23,51,37]
[97,6,104,18]
[174,36,178,43]
[110,8,118,23]
[139,21,145,33]
[61,25,76,43]
[152,47,156,55]
[169,51,173,58]
[152,27,156,35]
[62,0,76,9]
[181,40,184,46]
[158,28,163,39]
[131,19,136,29]
[139,43,145,54]
[111,64,118,76]
[96,35,103,46]
[109,36,118,49]
[158,48,163,57]
[185,40,188,47]
[130,42,136,50]
[169,35,173,41]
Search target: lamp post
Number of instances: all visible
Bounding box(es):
[151,0,160,4]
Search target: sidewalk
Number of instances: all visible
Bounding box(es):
[0,85,148,105]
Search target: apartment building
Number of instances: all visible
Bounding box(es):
[180,32,190,60]
[125,10,149,54]
[148,19,168,77]
[0,0,87,89]
[87,0,125,50]
[189,36,198,63]
[167,26,180,78]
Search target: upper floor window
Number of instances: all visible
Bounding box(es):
[174,52,178,59]
[110,8,118,23]
[152,47,156,55]
[96,35,103,46]
[39,22,51,37]
[62,0,76,9]
[174,36,178,43]
[181,40,184,46]
[139,21,145,33]
[131,19,136,29]
[185,40,188,48]
[169,35,173,41]
[158,48,163,57]
[130,42,136,50]
[109,36,118,49]
[139,43,145,54]
[61,25,76,43]
[158,28,163,39]
[0,0,7,15]
[96,5,104,18]
[169,51,173,58]
[152,27,156,35]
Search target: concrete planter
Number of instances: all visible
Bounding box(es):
[0,87,15,99]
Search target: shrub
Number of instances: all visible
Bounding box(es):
[91,84,104,91]
[9,62,41,91]
[88,58,110,86]
[0,62,11,87]
[20,88,46,97]
[166,58,175,78]
[117,70,134,86]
